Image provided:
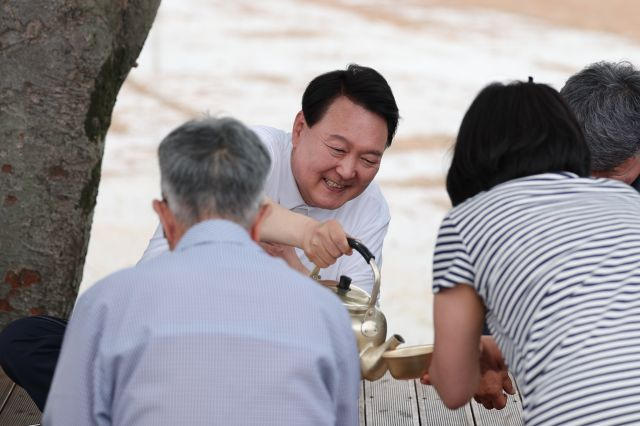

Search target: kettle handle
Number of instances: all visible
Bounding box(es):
[347,237,375,264]
[346,238,381,311]
[310,238,381,310]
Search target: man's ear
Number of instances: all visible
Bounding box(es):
[593,156,640,184]
[153,199,178,250]
[249,202,272,243]
[291,111,305,148]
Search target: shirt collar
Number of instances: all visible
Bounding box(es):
[175,219,253,252]
[277,142,308,212]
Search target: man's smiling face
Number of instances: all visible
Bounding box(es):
[290,95,388,210]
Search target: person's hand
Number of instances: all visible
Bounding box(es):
[259,242,309,274]
[420,336,515,410]
[420,372,431,385]
[474,336,515,410]
[301,219,352,268]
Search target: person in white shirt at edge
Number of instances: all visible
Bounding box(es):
[140,64,400,294]
[42,117,361,426]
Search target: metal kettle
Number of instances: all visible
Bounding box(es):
[312,238,404,381]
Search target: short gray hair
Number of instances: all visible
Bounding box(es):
[158,117,271,228]
[561,61,640,172]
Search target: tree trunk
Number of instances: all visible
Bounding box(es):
[0,0,160,327]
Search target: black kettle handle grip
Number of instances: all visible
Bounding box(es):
[347,237,375,264]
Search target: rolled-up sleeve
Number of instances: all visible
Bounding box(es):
[432,214,475,293]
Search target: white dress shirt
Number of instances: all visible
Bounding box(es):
[139,126,390,295]
[44,220,361,426]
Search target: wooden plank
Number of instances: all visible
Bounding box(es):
[469,394,523,426]
[364,372,420,426]
[359,380,366,426]
[416,381,474,425]
[0,367,15,414]
[511,373,523,403]
[0,384,41,426]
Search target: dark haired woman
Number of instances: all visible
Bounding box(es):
[428,80,640,425]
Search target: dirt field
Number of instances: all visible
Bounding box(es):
[85,0,640,345]
[307,0,640,42]
[430,0,640,41]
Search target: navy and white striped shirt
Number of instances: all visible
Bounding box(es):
[433,172,640,425]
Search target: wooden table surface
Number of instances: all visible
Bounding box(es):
[360,372,523,425]
[0,369,41,426]
[0,368,523,425]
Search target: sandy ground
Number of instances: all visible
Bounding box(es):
[428,0,640,41]
[81,0,640,346]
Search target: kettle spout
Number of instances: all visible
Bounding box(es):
[360,334,404,381]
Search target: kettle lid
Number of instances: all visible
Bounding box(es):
[329,275,371,311]
[313,238,381,312]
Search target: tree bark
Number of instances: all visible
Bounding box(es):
[0,0,160,327]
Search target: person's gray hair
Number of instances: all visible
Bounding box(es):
[560,61,640,172]
[158,117,271,228]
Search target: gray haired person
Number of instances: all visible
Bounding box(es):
[154,117,271,243]
[561,61,640,187]
[43,117,361,426]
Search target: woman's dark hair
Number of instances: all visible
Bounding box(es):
[301,64,399,147]
[446,80,591,206]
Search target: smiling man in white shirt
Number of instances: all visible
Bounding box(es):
[142,64,400,293]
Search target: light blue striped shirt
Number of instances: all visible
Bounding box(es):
[433,173,640,425]
[43,220,360,425]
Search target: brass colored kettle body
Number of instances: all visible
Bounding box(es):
[313,238,404,381]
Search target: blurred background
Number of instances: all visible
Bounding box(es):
[80,0,640,345]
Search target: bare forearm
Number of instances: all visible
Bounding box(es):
[430,285,485,409]
[430,351,480,408]
[259,198,316,247]
[259,198,351,269]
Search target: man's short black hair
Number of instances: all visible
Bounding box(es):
[447,80,591,206]
[301,64,399,147]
